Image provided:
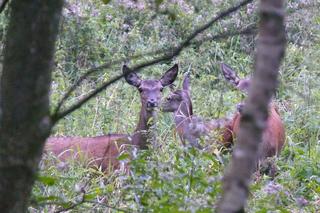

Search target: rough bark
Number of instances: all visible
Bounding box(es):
[0,0,63,212]
[217,0,286,212]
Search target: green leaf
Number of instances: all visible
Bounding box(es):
[117,152,130,161]
[196,208,212,213]
[106,184,114,193]
[168,12,176,22]
[37,176,56,186]
[155,0,164,7]
[36,195,60,202]
[84,193,96,200]
[101,0,111,4]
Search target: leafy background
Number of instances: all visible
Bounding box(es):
[1,0,320,212]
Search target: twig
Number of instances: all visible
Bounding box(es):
[40,199,130,213]
[52,52,153,115]
[51,0,253,124]
[39,175,130,212]
[84,200,130,213]
[54,194,85,213]
[53,25,255,116]
[191,26,256,48]
[51,30,252,124]
[0,0,9,14]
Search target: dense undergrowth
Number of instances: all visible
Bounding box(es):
[1,0,319,212]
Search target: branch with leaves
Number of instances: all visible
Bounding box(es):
[51,178,130,213]
[51,0,254,124]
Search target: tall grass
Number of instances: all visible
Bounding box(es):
[1,0,316,212]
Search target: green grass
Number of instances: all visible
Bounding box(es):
[13,0,320,212]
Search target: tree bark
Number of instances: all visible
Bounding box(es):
[217,0,286,212]
[0,0,63,212]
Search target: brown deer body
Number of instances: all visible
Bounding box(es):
[45,64,179,172]
[162,73,228,148]
[220,63,286,160]
[45,134,129,172]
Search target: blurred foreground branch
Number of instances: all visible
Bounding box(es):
[217,0,286,212]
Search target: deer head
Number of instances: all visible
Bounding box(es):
[123,64,179,149]
[161,72,193,116]
[220,63,251,94]
[220,63,286,162]
[123,64,179,111]
[221,63,252,114]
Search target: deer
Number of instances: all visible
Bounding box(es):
[44,64,179,172]
[220,63,286,161]
[161,72,229,149]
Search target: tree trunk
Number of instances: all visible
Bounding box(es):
[0,0,63,212]
[217,0,286,212]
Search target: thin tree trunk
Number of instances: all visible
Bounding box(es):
[217,0,286,212]
[0,0,63,212]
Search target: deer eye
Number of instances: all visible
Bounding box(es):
[138,87,143,93]
[166,97,171,101]
[160,87,164,92]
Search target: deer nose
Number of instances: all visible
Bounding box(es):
[147,99,158,108]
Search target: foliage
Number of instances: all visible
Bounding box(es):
[1,0,319,212]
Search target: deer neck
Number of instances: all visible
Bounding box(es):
[132,104,157,149]
[174,100,193,130]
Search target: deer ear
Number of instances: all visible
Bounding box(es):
[220,63,240,88]
[123,65,141,87]
[182,72,190,92]
[160,64,179,87]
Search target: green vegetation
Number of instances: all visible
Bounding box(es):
[1,0,319,212]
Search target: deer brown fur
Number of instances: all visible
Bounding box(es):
[161,73,228,148]
[44,64,179,172]
[45,134,129,172]
[220,63,286,160]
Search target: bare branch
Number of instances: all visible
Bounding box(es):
[192,25,256,46]
[54,197,84,213]
[51,0,253,124]
[52,51,158,115]
[51,28,254,124]
[84,201,131,213]
[53,199,130,213]
[53,25,256,116]
[217,0,286,212]
[53,0,254,115]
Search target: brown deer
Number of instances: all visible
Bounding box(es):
[161,73,229,148]
[220,63,286,160]
[45,64,179,172]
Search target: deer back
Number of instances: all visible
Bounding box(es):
[44,64,179,172]
[45,134,130,172]
[220,63,286,159]
[162,73,229,148]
